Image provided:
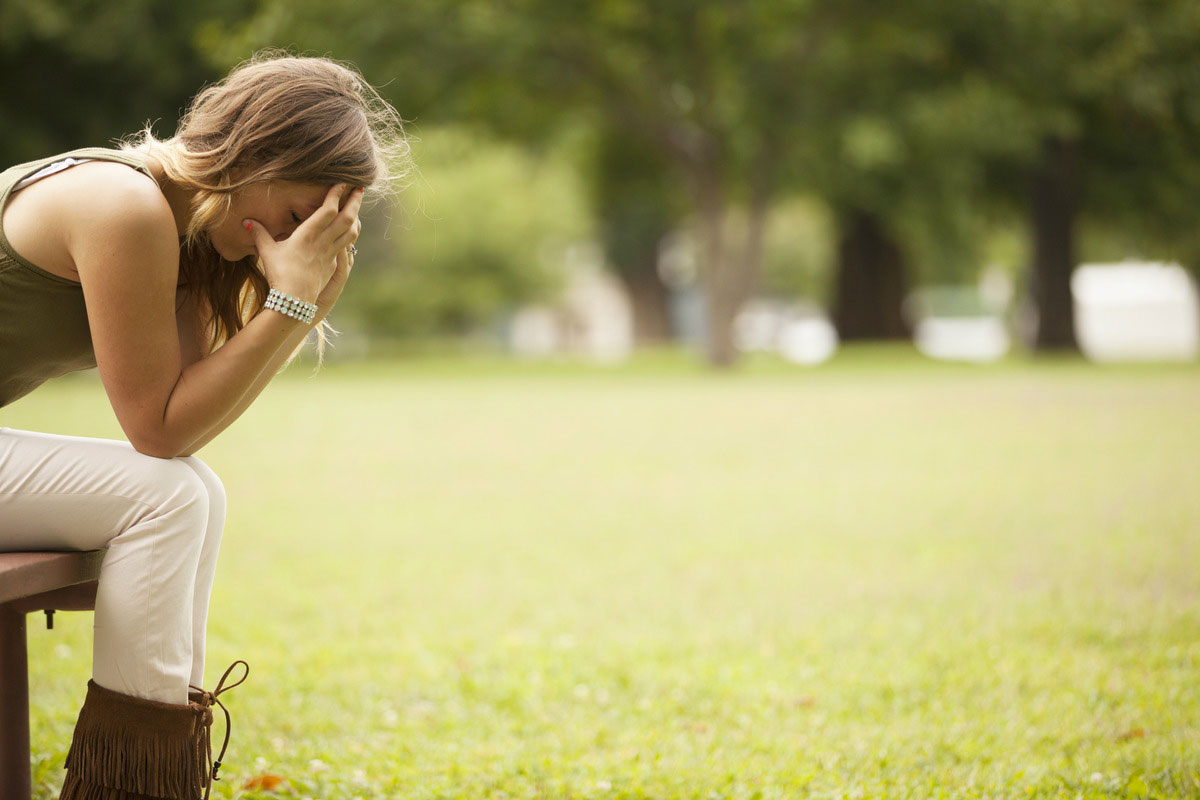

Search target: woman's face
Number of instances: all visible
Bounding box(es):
[209,181,332,261]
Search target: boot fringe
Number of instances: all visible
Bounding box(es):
[60,770,173,800]
[61,681,204,799]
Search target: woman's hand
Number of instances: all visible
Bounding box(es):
[244,183,363,304]
[311,242,356,325]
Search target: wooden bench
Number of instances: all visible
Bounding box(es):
[0,551,103,800]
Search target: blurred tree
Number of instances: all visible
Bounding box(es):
[801,0,1200,348]
[0,0,248,165]
[759,197,835,303]
[212,0,855,366]
[342,127,590,339]
[207,0,1200,358]
[587,128,686,343]
[497,0,833,366]
[935,0,1200,351]
[790,18,915,341]
[792,7,1036,340]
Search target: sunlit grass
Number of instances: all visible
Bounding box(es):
[12,348,1200,799]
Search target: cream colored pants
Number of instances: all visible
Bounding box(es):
[0,427,225,705]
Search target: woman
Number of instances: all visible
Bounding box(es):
[0,52,407,799]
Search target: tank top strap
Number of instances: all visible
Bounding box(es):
[39,146,151,180]
[0,146,154,197]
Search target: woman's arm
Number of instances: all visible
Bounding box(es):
[175,302,314,456]
[173,219,358,457]
[74,172,358,458]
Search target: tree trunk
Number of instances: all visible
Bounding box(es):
[697,178,770,368]
[613,263,674,344]
[832,208,911,340]
[698,187,737,367]
[1030,137,1082,351]
[591,131,680,345]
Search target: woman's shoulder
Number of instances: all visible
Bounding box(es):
[44,158,175,245]
[69,163,178,262]
[2,152,176,282]
[67,157,165,210]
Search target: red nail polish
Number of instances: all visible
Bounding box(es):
[244,222,253,231]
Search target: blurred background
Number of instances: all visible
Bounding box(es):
[4,0,1200,368]
[8,4,1200,797]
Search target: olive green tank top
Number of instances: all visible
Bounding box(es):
[0,147,155,408]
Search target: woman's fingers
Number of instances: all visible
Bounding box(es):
[321,189,363,249]
[289,184,350,246]
[314,183,349,225]
[302,186,363,254]
[314,244,355,312]
[242,218,271,249]
[343,186,365,216]
[330,218,362,253]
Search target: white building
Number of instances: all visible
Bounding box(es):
[1072,262,1200,362]
[508,243,634,363]
[734,299,839,365]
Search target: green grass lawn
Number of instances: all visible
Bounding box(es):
[10,348,1200,799]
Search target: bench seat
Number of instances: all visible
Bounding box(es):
[0,551,103,800]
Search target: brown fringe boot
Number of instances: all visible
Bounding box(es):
[59,661,248,800]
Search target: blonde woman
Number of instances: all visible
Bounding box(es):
[0,53,406,799]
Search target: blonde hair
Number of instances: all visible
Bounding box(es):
[124,50,410,360]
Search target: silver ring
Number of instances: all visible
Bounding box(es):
[347,244,358,257]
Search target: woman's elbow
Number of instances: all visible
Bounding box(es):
[118,407,199,459]
[127,430,189,459]
[129,439,182,459]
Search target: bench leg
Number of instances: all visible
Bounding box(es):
[0,605,32,800]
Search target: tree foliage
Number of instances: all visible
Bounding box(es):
[343,127,590,338]
[912,0,1200,347]
[13,0,1200,359]
[0,0,249,163]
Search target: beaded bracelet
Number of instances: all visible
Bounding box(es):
[263,288,318,325]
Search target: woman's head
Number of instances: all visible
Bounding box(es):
[134,51,408,243]
[125,51,410,350]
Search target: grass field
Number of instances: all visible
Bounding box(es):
[9,348,1199,799]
